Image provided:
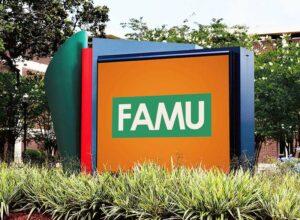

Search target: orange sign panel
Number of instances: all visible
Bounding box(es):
[97,54,230,172]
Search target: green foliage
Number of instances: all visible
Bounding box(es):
[255,36,300,144]
[0,0,109,68]
[259,171,300,219]
[22,72,57,156]
[16,167,112,219]
[23,149,46,164]
[0,4,4,52]
[275,158,300,174]
[122,17,255,49]
[0,163,299,219]
[169,168,261,219]
[0,72,22,137]
[0,72,56,161]
[0,164,22,219]
[0,72,25,161]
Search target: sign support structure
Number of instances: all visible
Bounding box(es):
[45,31,254,173]
[95,48,254,172]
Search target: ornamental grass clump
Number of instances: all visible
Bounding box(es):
[104,164,172,219]
[258,172,300,219]
[17,167,113,220]
[0,164,23,219]
[168,168,262,219]
[0,163,299,219]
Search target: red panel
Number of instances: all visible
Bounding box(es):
[81,48,92,173]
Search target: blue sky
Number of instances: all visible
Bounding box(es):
[95,0,300,37]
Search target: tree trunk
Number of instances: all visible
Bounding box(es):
[0,52,21,84]
[0,135,5,162]
[5,132,16,163]
[254,142,262,165]
[254,134,264,165]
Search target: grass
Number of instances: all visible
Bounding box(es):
[0,163,299,219]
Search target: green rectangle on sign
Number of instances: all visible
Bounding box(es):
[112,94,211,138]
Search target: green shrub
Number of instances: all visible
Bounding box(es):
[0,163,299,219]
[276,159,300,174]
[23,149,46,165]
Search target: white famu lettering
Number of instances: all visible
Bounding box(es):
[185,101,205,129]
[130,103,154,131]
[118,104,131,131]
[113,94,210,137]
[154,102,185,130]
[117,100,205,131]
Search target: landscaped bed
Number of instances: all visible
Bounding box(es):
[0,163,299,220]
[6,212,51,220]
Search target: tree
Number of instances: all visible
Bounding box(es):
[0,3,4,52]
[0,71,57,162]
[0,0,109,161]
[0,0,109,76]
[22,72,57,157]
[255,35,300,157]
[122,17,255,48]
[0,72,26,162]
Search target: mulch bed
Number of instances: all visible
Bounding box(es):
[5,212,51,220]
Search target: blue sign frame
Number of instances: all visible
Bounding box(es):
[96,47,255,168]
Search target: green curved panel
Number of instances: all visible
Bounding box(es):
[45,31,87,160]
